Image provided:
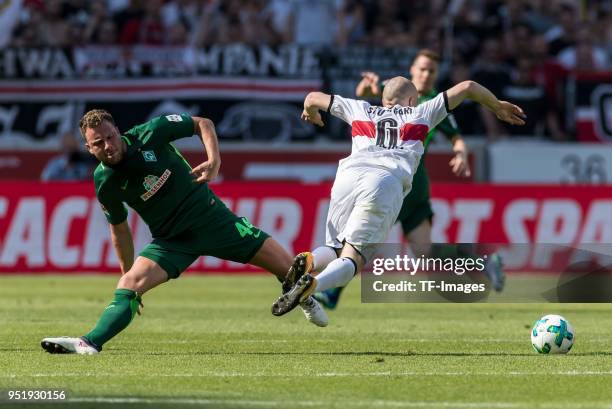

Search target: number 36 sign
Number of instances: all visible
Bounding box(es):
[488,141,611,184]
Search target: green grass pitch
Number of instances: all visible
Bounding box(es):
[1,275,612,409]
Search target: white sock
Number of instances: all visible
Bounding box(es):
[314,257,356,292]
[312,246,338,272]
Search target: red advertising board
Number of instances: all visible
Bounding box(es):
[0,182,610,274]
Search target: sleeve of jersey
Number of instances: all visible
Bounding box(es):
[328,95,366,124]
[152,113,195,142]
[96,185,128,225]
[419,93,450,130]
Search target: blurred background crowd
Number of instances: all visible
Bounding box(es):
[0,0,610,180]
[4,0,610,67]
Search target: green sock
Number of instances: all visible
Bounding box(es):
[83,289,141,350]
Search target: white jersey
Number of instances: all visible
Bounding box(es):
[328,93,449,191]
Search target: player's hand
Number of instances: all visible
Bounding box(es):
[449,151,471,177]
[191,159,220,183]
[136,298,143,316]
[301,108,324,127]
[495,101,526,125]
[356,71,380,97]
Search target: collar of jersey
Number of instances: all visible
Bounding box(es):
[107,135,143,169]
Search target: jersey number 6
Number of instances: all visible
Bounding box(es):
[376,118,399,149]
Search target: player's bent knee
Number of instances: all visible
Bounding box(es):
[117,272,149,293]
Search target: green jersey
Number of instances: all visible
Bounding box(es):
[419,89,461,150]
[94,113,211,239]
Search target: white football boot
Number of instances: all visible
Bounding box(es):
[41,337,99,355]
[300,296,329,327]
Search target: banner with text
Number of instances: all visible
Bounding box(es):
[0,183,611,274]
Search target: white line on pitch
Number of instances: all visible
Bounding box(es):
[5,370,612,378]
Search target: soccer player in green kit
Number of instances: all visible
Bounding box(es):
[314,49,504,309]
[41,110,327,355]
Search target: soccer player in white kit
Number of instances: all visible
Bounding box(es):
[272,77,525,318]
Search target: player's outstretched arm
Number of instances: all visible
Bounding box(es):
[109,221,134,275]
[302,92,332,127]
[445,81,526,126]
[191,116,220,183]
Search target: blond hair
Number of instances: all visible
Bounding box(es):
[78,109,115,138]
[413,48,440,64]
[382,76,417,106]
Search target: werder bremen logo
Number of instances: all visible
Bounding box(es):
[143,175,159,191]
[142,150,157,162]
[140,170,171,201]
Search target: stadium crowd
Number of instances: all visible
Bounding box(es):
[1,0,610,144]
[2,0,609,64]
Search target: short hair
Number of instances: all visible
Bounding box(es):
[78,109,115,138]
[382,76,417,106]
[413,48,440,64]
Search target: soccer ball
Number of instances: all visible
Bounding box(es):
[531,314,574,354]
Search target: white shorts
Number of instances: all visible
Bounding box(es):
[325,166,406,261]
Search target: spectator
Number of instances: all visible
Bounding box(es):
[544,2,578,56]
[286,0,342,47]
[167,21,189,46]
[113,0,144,40]
[531,35,569,140]
[240,0,277,46]
[337,0,367,47]
[264,0,293,44]
[83,0,111,43]
[451,0,484,62]
[496,0,530,33]
[445,61,485,135]
[93,19,119,45]
[472,37,512,139]
[161,0,201,33]
[522,0,557,34]
[41,133,95,182]
[499,56,547,137]
[119,0,165,45]
[11,0,45,47]
[64,0,90,25]
[40,0,71,46]
[557,27,609,71]
[503,22,535,66]
[0,0,22,47]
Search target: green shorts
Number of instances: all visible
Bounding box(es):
[139,192,269,279]
[397,159,434,235]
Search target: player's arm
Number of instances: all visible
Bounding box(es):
[109,221,134,275]
[449,135,471,178]
[445,81,526,126]
[437,116,471,178]
[302,92,332,127]
[355,71,381,98]
[190,116,220,184]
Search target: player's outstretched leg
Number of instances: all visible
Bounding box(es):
[282,252,314,291]
[249,239,328,326]
[454,244,505,292]
[41,257,168,354]
[484,252,505,292]
[271,273,318,316]
[273,245,361,317]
